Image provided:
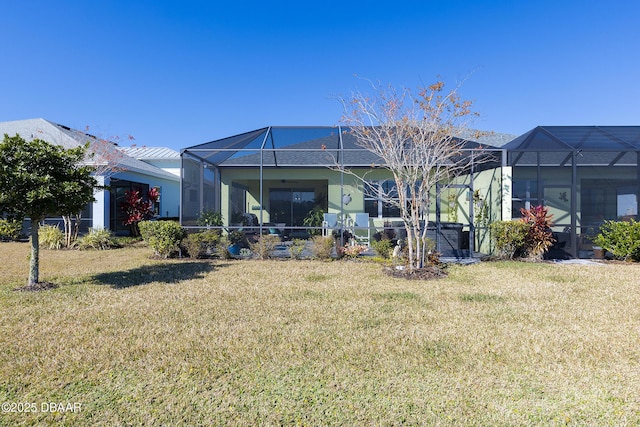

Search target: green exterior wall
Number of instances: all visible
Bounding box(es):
[219,165,506,254]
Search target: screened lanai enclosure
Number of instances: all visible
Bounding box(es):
[181,126,506,256]
[181,125,640,258]
[504,126,640,258]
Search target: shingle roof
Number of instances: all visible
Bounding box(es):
[0,118,178,181]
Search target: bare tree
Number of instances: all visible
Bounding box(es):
[341,80,483,270]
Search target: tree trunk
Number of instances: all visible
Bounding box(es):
[28,219,41,286]
[73,213,81,242]
[63,214,72,248]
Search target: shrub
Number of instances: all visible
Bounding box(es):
[424,237,441,266]
[120,187,159,237]
[371,238,394,259]
[197,209,223,227]
[114,236,144,247]
[227,230,246,246]
[332,228,353,243]
[0,218,22,241]
[593,219,640,261]
[139,221,186,258]
[303,206,324,236]
[250,234,281,260]
[216,237,232,260]
[520,205,555,258]
[38,224,64,250]
[341,244,368,259]
[182,230,221,259]
[490,220,529,259]
[74,228,120,250]
[373,228,396,242]
[289,239,307,259]
[310,235,335,260]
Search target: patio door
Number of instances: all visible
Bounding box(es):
[270,189,315,227]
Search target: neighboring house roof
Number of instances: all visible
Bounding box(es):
[120,146,180,160]
[454,129,517,147]
[0,118,178,181]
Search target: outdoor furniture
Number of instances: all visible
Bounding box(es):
[352,213,371,246]
[322,213,338,237]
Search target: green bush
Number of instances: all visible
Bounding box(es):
[38,224,64,250]
[114,236,144,247]
[182,230,221,259]
[0,218,22,241]
[490,220,529,259]
[310,235,335,260]
[289,239,307,259]
[217,237,232,260]
[303,206,324,236]
[227,230,246,246]
[593,219,640,261]
[250,234,281,260]
[74,228,120,250]
[139,221,186,258]
[197,209,223,227]
[371,238,394,259]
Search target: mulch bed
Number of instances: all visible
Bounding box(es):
[13,282,59,292]
[383,265,448,280]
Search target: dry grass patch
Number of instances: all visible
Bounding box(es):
[0,242,639,425]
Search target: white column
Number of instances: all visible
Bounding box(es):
[92,176,108,229]
[501,166,513,221]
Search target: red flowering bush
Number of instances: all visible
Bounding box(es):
[120,187,160,236]
[520,205,555,259]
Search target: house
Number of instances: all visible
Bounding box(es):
[180,126,508,255]
[181,125,640,258]
[120,146,181,178]
[0,118,180,235]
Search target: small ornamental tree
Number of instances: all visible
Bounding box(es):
[0,134,97,288]
[120,187,159,236]
[341,79,486,270]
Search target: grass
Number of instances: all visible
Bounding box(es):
[1,242,640,425]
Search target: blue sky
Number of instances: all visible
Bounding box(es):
[2,0,639,150]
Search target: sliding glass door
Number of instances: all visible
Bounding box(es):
[269,189,315,227]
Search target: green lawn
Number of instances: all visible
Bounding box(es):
[1,242,639,426]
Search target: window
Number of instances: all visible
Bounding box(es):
[153,186,161,216]
[617,186,637,219]
[110,180,150,233]
[364,180,401,218]
[512,180,538,218]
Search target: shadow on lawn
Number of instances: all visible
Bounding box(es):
[93,261,221,289]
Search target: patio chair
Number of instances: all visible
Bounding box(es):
[322,213,338,237]
[352,213,371,246]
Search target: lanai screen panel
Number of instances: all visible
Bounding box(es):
[340,130,386,166]
[181,153,203,226]
[185,128,269,165]
[219,127,343,167]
